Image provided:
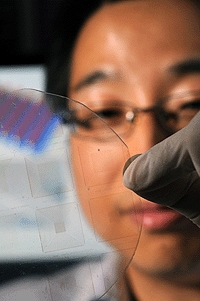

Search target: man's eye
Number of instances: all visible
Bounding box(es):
[94,108,123,119]
[71,106,127,134]
[180,99,200,111]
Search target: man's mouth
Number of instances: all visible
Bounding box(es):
[119,200,184,230]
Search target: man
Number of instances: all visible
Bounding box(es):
[1,0,200,299]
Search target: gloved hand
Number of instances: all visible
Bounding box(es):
[123,111,200,227]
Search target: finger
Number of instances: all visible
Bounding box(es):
[123,126,195,195]
[123,117,200,225]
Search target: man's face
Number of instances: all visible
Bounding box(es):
[68,0,200,278]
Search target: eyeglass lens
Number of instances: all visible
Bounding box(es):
[68,90,200,139]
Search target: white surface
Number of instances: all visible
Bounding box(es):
[0,65,46,91]
[0,67,112,261]
[0,124,111,262]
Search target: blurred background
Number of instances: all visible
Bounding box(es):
[0,0,114,265]
[0,0,101,91]
[0,0,58,66]
[0,0,61,90]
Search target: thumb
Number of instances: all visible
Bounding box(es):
[123,113,200,226]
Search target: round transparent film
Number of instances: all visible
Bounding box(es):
[0,88,142,299]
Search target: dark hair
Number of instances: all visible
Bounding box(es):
[46,1,100,94]
[45,0,122,117]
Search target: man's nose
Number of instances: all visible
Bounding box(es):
[126,112,170,155]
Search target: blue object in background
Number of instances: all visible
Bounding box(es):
[0,90,60,153]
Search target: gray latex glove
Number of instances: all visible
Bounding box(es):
[123,111,200,227]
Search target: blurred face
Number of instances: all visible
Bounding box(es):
[68,0,200,280]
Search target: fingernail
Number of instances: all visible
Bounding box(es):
[123,154,141,175]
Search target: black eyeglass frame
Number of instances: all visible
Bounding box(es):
[47,89,200,137]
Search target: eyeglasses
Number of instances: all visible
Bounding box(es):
[65,89,200,140]
[5,88,200,146]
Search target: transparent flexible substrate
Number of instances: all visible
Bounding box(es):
[0,88,142,300]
